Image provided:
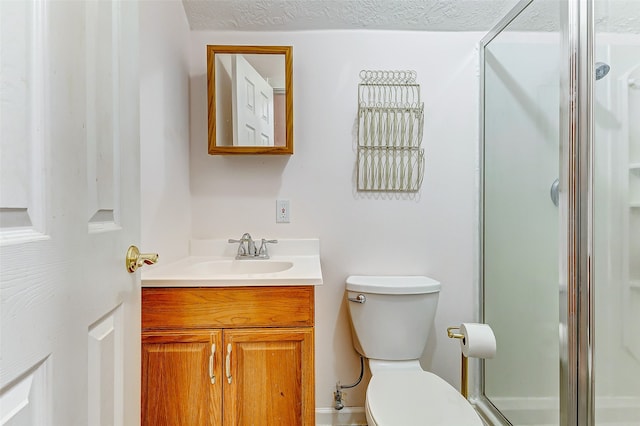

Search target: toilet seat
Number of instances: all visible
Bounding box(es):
[365,371,483,426]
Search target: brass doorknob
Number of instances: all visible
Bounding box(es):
[126,245,159,273]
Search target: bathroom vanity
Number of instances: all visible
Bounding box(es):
[140,239,322,426]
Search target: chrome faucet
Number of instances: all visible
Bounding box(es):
[228,233,277,259]
[228,233,256,257]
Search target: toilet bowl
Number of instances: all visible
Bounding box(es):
[365,370,483,425]
[345,275,483,426]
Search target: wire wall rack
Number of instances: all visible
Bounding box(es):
[357,70,425,192]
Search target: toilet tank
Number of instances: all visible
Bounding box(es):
[346,275,440,361]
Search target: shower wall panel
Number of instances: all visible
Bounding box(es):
[593,36,640,423]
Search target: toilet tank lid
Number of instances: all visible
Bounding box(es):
[346,275,441,295]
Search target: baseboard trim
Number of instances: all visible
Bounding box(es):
[315,407,367,426]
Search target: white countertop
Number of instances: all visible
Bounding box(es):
[141,238,323,287]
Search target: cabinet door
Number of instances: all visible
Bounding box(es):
[142,330,223,426]
[223,328,314,426]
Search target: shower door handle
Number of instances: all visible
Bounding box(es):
[550,178,560,207]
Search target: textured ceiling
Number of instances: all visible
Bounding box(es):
[181,0,640,33]
[181,0,519,32]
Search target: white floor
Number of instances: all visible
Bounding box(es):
[316,400,640,425]
[316,407,367,426]
[488,396,640,426]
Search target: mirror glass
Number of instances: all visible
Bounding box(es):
[207,45,293,155]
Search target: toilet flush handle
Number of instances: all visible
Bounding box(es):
[348,294,366,304]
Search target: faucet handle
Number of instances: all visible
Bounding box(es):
[258,239,278,258]
[228,232,253,244]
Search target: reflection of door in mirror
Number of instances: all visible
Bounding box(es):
[232,55,274,146]
[214,53,286,148]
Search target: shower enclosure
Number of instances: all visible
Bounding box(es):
[477,0,640,424]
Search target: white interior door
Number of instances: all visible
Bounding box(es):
[0,1,141,425]
[232,55,275,146]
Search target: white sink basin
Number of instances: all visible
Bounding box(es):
[186,259,294,275]
[141,238,323,287]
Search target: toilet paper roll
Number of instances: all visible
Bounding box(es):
[460,323,496,359]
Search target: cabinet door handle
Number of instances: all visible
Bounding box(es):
[209,344,216,384]
[225,343,232,384]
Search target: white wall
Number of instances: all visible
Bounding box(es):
[140,0,191,262]
[188,30,481,409]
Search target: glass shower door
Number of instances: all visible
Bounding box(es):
[481,1,640,424]
[481,1,562,424]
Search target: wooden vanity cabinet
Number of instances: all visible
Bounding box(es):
[141,286,315,426]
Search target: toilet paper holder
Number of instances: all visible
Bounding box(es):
[447,326,465,341]
[446,326,469,399]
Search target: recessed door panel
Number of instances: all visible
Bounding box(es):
[232,55,274,146]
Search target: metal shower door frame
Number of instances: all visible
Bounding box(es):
[564,0,595,424]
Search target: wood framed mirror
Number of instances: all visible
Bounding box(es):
[207,45,293,155]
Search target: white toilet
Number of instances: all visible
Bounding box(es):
[346,275,483,426]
